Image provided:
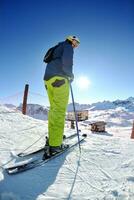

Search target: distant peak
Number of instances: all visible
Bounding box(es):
[127,97,134,102]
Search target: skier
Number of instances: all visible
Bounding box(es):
[43,35,80,158]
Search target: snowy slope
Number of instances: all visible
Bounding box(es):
[0,104,134,200]
[84,107,134,128]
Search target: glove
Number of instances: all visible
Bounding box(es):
[68,74,74,83]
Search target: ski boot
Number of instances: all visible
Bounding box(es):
[50,144,68,155]
[42,143,69,160]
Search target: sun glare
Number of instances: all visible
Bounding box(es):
[76,76,91,90]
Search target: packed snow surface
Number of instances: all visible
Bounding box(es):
[0,104,134,200]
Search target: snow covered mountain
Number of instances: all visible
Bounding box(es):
[68,96,134,112]
[113,97,134,111]
[17,104,48,120]
[4,104,17,109]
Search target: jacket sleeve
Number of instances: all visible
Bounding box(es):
[61,43,74,78]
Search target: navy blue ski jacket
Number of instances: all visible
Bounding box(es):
[43,40,74,81]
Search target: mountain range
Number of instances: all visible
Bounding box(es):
[2,97,134,121]
[68,97,134,111]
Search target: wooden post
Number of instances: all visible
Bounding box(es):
[71,120,75,129]
[131,120,134,139]
[22,84,29,115]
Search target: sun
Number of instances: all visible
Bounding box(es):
[75,76,91,90]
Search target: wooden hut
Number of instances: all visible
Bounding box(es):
[67,110,88,122]
[90,121,106,132]
[67,110,88,129]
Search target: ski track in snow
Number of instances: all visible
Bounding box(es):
[0,105,134,199]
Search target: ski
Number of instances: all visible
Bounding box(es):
[6,134,87,175]
[17,132,84,157]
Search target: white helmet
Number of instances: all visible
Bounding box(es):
[66,35,80,44]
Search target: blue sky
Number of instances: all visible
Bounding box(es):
[0,0,134,104]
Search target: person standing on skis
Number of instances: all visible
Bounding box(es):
[43,35,80,157]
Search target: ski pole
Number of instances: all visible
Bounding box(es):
[69,81,81,153]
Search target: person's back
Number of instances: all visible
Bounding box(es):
[44,40,74,81]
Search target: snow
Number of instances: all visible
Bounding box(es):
[0,104,134,200]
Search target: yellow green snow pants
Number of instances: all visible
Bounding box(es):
[44,76,69,146]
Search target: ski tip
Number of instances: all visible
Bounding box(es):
[17,153,24,157]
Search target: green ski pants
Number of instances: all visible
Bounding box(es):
[45,76,69,146]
